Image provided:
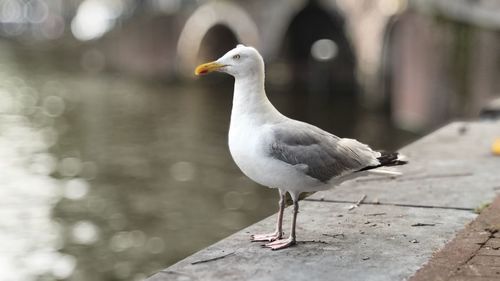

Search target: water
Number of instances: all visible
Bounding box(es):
[0,41,415,281]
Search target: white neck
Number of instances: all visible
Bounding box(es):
[231,72,282,124]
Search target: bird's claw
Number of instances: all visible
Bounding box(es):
[250,231,282,242]
[263,237,296,250]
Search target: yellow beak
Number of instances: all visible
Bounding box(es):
[194,61,225,76]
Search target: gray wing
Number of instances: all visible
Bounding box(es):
[269,121,380,183]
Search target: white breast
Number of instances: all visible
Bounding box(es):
[228,118,323,191]
[228,118,265,182]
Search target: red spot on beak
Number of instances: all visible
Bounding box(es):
[194,61,223,76]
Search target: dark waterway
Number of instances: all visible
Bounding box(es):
[0,41,416,281]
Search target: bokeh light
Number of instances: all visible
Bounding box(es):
[146,237,165,254]
[58,157,82,177]
[42,95,65,117]
[310,38,338,61]
[24,0,49,24]
[51,254,77,279]
[169,161,196,182]
[64,178,90,200]
[0,0,23,23]
[71,220,99,245]
[71,0,122,41]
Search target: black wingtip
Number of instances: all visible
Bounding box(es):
[377,152,408,167]
[357,151,408,172]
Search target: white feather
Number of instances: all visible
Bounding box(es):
[368,169,402,176]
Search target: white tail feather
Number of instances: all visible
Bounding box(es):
[368,169,402,176]
[397,153,408,162]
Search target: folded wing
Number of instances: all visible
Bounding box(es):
[269,122,381,183]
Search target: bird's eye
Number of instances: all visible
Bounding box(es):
[233,54,240,60]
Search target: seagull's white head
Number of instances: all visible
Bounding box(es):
[195,44,264,79]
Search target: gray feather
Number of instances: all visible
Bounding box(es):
[269,121,379,183]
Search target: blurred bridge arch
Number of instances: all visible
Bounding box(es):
[173,0,402,103]
[103,0,406,106]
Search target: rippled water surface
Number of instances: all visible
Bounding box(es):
[0,42,415,281]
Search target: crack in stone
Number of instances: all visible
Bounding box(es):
[304,198,475,212]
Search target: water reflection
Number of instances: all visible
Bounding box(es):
[0,102,66,280]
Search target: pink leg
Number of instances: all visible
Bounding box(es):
[251,189,286,242]
[264,197,299,250]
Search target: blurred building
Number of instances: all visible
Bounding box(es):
[384,0,500,130]
[0,0,499,132]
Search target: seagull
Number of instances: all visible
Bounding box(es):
[194,45,407,250]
